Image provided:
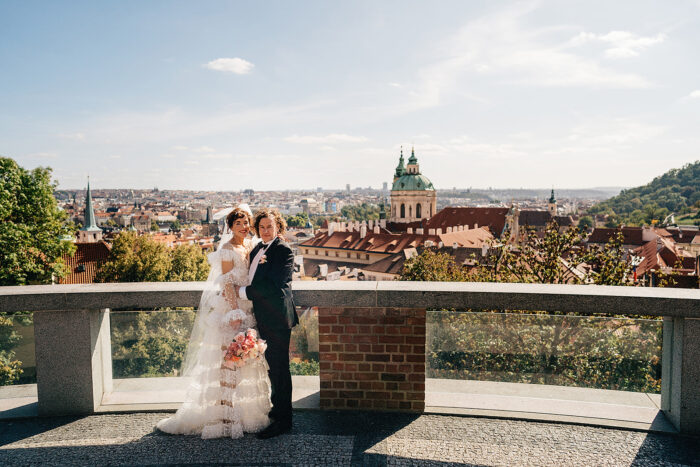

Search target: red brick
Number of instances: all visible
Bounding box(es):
[331,325,344,334]
[391,392,405,400]
[399,326,413,335]
[372,326,385,334]
[320,372,336,381]
[406,392,423,400]
[366,391,390,400]
[406,317,423,325]
[340,353,364,362]
[338,316,352,324]
[320,389,337,398]
[356,372,378,381]
[412,383,425,391]
[412,345,425,354]
[320,399,332,408]
[381,373,406,382]
[320,381,332,389]
[386,400,399,409]
[412,402,424,411]
[412,364,425,373]
[345,363,358,372]
[346,381,358,389]
[371,345,385,353]
[407,355,424,363]
[358,325,371,334]
[384,317,404,325]
[399,382,411,391]
[319,344,331,353]
[399,401,411,410]
[386,326,400,335]
[332,362,343,371]
[358,344,371,352]
[385,344,398,352]
[408,373,423,381]
[319,325,331,334]
[359,400,372,408]
[332,381,344,389]
[391,354,405,362]
[366,354,390,362]
[373,400,388,409]
[406,336,424,344]
[344,344,358,352]
[320,362,331,370]
[339,335,353,343]
[345,325,358,333]
[378,336,403,344]
[372,382,385,390]
[340,372,354,380]
[385,364,398,373]
[399,345,411,353]
[319,334,338,343]
[346,399,359,408]
[332,398,345,407]
[385,382,398,391]
[354,335,376,344]
[413,326,426,334]
[353,316,377,324]
[320,352,337,362]
[318,316,337,325]
[371,363,385,372]
[340,390,363,399]
[331,344,343,352]
[358,363,371,371]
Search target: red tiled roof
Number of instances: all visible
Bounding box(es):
[587,227,647,245]
[59,241,111,284]
[426,207,509,236]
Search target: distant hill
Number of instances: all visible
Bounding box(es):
[588,161,700,226]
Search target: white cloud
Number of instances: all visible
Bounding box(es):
[205,57,254,74]
[194,146,215,153]
[58,132,86,141]
[687,90,700,99]
[388,82,402,88]
[284,133,369,144]
[570,31,666,58]
[172,145,189,151]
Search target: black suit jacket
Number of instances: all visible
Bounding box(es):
[247,237,299,329]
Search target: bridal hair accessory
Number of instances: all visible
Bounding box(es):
[223,328,267,368]
[237,203,253,217]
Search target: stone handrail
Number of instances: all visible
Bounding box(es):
[1,281,698,317]
[0,281,698,434]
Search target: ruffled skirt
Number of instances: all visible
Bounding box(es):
[156,298,271,438]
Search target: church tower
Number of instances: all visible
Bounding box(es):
[548,189,557,217]
[389,147,437,225]
[77,178,103,243]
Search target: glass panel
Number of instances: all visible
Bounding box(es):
[0,312,35,386]
[427,311,662,393]
[290,307,319,375]
[110,309,196,379]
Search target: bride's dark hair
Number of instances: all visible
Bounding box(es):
[253,208,287,236]
[226,207,252,229]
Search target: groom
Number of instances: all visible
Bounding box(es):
[236,208,299,439]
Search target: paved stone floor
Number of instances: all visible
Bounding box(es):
[0,411,698,466]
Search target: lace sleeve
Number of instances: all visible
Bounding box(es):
[219,248,236,262]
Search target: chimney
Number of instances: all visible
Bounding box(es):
[459,225,465,231]
[438,241,443,248]
[360,224,367,239]
[481,244,488,257]
[453,242,458,249]
[368,220,374,229]
[328,222,335,236]
[429,228,436,235]
[407,227,413,234]
[380,219,387,229]
[373,225,380,234]
[436,228,442,235]
[416,228,424,235]
[474,223,478,229]
[447,227,452,233]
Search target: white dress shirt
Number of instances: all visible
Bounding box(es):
[239,239,273,300]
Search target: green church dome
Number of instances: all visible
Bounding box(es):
[392,173,435,191]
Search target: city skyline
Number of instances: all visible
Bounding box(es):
[2,1,700,190]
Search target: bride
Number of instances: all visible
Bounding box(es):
[157,205,271,438]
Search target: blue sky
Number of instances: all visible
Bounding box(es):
[1,0,699,190]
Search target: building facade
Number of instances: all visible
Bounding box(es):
[389,148,437,224]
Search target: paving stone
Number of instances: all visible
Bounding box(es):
[0,411,698,466]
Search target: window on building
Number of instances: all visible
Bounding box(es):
[347,252,351,258]
[365,254,369,260]
[400,204,405,218]
[356,253,361,259]
[325,251,328,256]
[335,251,339,257]
[315,250,318,255]
[416,203,421,218]
[305,249,309,254]
[409,205,412,218]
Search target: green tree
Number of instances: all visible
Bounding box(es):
[341,203,380,221]
[0,157,75,285]
[150,220,160,231]
[400,249,469,281]
[577,215,593,232]
[0,314,23,385]
[169,219,182,231]
[96,232,171,282]
[168,243,210,281]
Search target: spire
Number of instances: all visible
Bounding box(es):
[80,177,100,232]
[549,188,556,204]
[394,147,406,180]
[204,206,214,224]
[408,146,418,165]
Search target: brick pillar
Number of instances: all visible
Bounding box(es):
[318,307,426,411]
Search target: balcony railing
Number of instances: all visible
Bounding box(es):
[0,282,698,434]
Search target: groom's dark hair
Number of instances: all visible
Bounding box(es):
[253,208,287,236]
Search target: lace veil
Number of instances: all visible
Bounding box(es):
[181,203,253,377]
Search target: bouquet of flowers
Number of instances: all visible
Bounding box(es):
[223,328,267,368]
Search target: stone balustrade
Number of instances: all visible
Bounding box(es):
[1,281,698,434]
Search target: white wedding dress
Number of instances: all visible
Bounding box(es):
[157,239,271,438]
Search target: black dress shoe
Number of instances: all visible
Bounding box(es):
[256,421,292,439]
